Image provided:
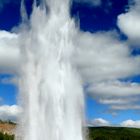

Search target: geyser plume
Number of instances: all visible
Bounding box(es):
[17,0,85,140]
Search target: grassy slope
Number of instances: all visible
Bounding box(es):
[88,127,140,140]
[1,121,140,140]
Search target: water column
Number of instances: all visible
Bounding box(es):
[18,0,85,140]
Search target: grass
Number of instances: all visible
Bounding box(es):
[88,126,140,140]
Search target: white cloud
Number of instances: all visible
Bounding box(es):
[74,31,140,83]
[87,81,140,97]
[0,105,21,121]
[99,97,139,105]
[121,119,140,128]
[98,97,140,111]
[111,104,140,110]
[117,0,140,44]
[0,30,20,73]
[87,80,140,110]
[88,118,110,126]
[118,11,140,43]
[73,31,140,112]
[89,119,140,128]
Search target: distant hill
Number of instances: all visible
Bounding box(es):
[0,121,140,140]
[88,126,140,140]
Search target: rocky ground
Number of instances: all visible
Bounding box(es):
[0,121,16,135]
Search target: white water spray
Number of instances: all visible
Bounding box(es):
[17,0,85,140]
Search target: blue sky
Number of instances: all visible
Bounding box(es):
[0,74,17,105]
[0,0,140,127]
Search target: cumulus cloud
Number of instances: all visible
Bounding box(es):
[74,31,140,82]
[117,0,140,44]
[121,119,140,128]
[98,97,140,111]
[87,81,140,97]
[88,118,110,126]
[0,30,20,73]
[111,104,140,110]
[99,97,139,105]
[89,119,140,128]
[74,31,140,112]
[86,80,140,110]
[0,105,21,121]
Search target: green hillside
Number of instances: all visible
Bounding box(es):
[1,124,140,140]
[88,127,140,140]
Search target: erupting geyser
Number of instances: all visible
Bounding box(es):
[17,0,85,140]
